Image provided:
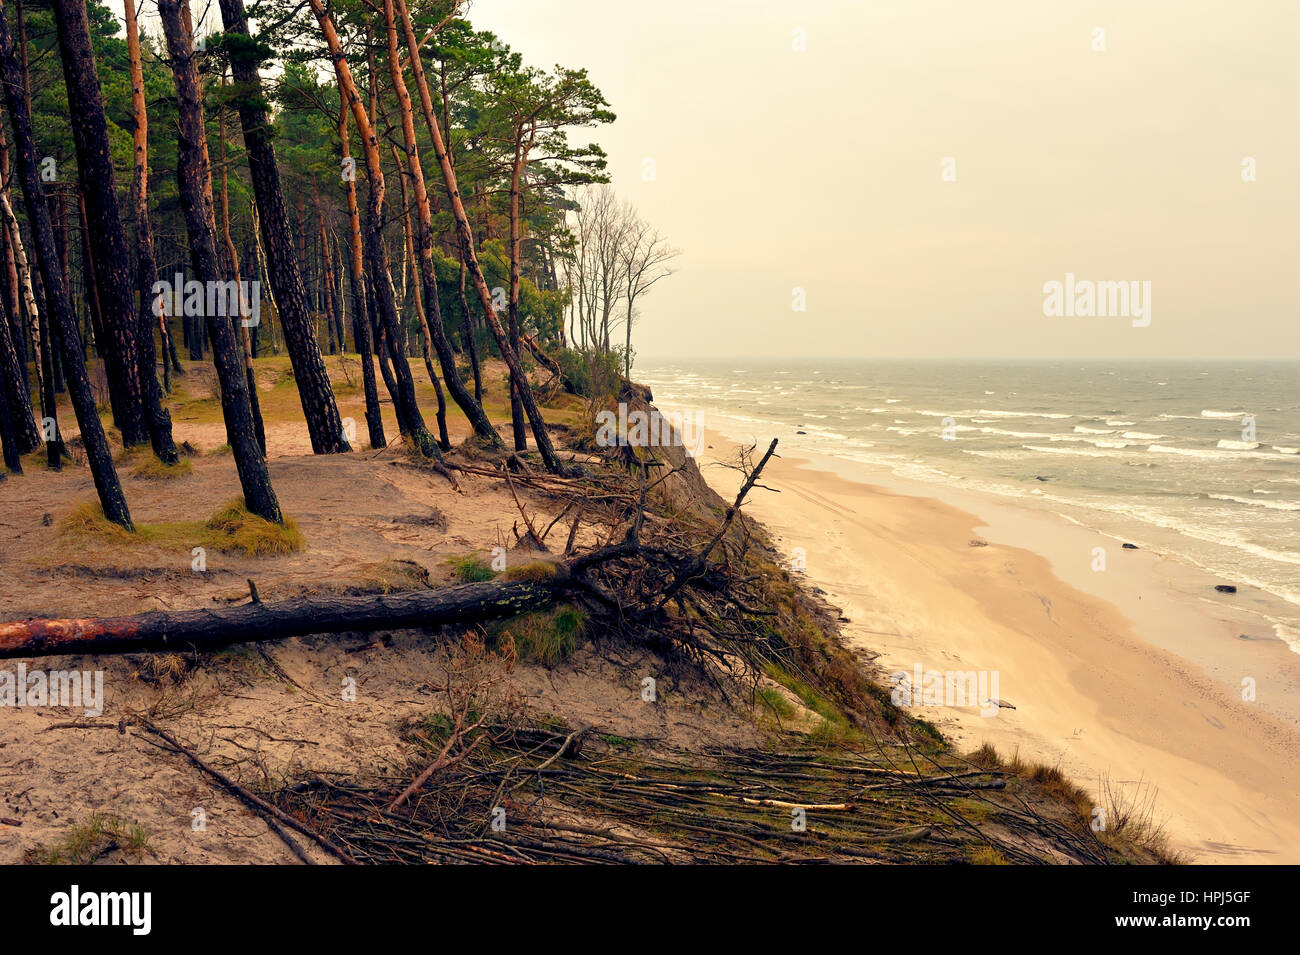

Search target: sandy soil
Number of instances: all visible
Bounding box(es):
[0,360,760,864]
[690,427,1300,864]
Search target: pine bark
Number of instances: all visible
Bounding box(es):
[392,0,561,472]
[216,87,266,454]
[159,0,282,523]
[0,2,132,528]
[124,0,179,464]
[0,578,564,659]
[50,0,150,449]
[381,0,496,447]
[338,98,385,449]
[0,192,38,453]
[217,0,351,454]
[310,0,438,458]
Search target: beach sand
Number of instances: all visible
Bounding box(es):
[691,426,1300,864]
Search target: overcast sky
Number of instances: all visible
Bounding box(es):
[109,0,1300,361]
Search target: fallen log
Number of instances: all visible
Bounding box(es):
[0,578,566,660]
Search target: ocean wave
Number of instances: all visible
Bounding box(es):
[1121,431,1165,440]
[1106,420,1136,427]
[1274,447,1300,455]
[979,427,1055,439]
[1216,439,1260,450]
[1209,494,1300,511]
[1023,445,1121,458]
[1047,434,1133,448]
[1274,624,1300,655]
[1074,426,1115,435]
[1148,444,1298,461]
[977,409,1072,419]
[1202,409,1249,419]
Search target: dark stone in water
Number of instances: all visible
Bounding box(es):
[1215,584,1237,594]
[1035,475,1049,482]
[1122,542,1139,550]
[796,430,807,435]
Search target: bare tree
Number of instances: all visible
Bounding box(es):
[619,220,677,379]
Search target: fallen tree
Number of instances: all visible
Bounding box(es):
[0,578,565,660]
[1,437,780,666]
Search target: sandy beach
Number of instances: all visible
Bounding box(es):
[689,423,1300,864]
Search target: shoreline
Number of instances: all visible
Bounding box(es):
[683,417,1300,864]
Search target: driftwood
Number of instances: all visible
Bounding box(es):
[0,578,566,659]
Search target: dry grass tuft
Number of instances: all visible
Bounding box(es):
[204,501,304,556]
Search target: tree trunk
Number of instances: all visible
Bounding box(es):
[50,0,150,449]
[0,192,38,453]
[0,578,565,660]
[507,139,529,450]
[124,0,179,464]
[216,83,267,454]
[381,0,494,448]
[159,0,282,523]
[0,354,21,472]
[391,143,449,451]
[0,2,132,528]
[458,255,482,403]
[391,0,561,473]
[338,97,385,449]
[316,199,341,355]
[218,0,351,455]
[310,0,438,458]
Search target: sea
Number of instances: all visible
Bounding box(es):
[639,359,1300,652]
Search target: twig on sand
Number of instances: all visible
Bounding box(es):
[134,717,356,865]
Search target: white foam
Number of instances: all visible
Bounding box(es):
[1209,494,1300,512]
[1024,445,1120,458]
[1202,409,1249,419]
[1274,623,1300,655]
[1217,439,1261,450]
[977,409,1072,419]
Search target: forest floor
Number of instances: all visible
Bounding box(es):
[0,351,1172,864]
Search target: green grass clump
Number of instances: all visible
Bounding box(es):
[204,502,304,556]
[61,502,137,543]
[446,554,495,582]
[757,686,797,721]
[26,813,150,865]
[494,604,588,664]
[60,500,303,557]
